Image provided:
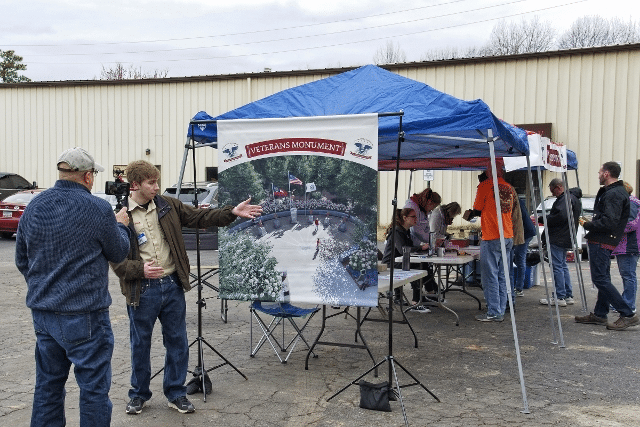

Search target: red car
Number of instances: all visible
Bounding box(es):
[0,189,45,239]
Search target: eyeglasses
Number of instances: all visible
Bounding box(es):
[86,169,99,177]
[405,214,417,218]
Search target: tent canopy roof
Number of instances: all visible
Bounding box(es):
[188,65,529,170]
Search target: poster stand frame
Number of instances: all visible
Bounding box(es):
[325,112,439,427]
[174,124,248,400]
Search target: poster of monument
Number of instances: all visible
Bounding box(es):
[217,114,379,306]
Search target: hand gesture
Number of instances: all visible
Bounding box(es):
[144,260,164,279]
[115,207,129,226]
[232,198,263,219]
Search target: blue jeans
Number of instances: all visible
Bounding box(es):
[550,244,573,300]
[511,237,533,293]
[127,273,188,402]
[31,309,113,427]
[481,238,513,316]
[588,243,634,318]
[616,253,639,312]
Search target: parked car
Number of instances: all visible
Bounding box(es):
[0,189,46,238]
[530,195,596,259]
[0,172,37,201]
[162,182,219,250]
[162,182,218,209]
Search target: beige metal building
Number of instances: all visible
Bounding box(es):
[1,43,639,227]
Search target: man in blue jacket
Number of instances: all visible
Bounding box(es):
[16,147,131,427]
[539,179,582,306]
[575,162,639,330]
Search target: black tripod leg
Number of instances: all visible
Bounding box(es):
[326,357,388,402]
[201,338,247,380]
[392,358,440,402]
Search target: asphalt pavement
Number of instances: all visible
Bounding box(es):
[1,237,639,427]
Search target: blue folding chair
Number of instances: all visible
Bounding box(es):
[250,301,319,363]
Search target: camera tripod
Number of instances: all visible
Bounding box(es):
[183,134,247,400]
[186,250,247,400]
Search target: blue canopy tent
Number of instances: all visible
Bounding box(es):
[180,64,533,416]
[186,64,529,170]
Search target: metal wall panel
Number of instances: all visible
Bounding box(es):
[1,47,639,227]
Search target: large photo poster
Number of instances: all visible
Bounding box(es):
[217,114,379,306]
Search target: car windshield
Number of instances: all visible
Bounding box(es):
[3,192,40,204]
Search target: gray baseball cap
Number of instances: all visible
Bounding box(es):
[57,147,105,172]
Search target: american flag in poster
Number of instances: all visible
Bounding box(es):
[288,174,303,185]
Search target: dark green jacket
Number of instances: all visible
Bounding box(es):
[110,195,236,306]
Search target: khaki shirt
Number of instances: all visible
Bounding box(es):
[129,198,176,277]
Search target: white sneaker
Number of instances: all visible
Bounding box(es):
[539,298,567,307]
[410,305,431,313]
[565,297,575,305]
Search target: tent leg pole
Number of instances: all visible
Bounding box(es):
[536,167,565,346]
[562,172,588,311]
[526,159,559,345]
[487,133,529,414]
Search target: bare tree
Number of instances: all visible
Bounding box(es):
[485,16,556,55]
[0,50,31,83]
[420,45,491,61]
[99,63,169,80]
[558,16,640,49]
[420,46,463,61]
[373,40,407,65]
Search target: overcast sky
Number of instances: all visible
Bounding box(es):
[2,0,637,82]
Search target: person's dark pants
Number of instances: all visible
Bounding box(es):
[511,237,533,293]
[550,244,573,299]
[616,253,639,312]
[588,243,634,318]
[31,308,113,427]
[127,273,189,402]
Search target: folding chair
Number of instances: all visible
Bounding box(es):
[250,301,319,363]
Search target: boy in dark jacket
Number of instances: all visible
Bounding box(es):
[575,162,638,330]
[111,160,262,415]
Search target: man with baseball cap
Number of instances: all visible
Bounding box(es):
[16,147,131,427]
[56,146,106,173]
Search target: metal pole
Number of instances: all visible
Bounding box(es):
[562,172,588,311]
[536,167,565,346]
[487,132,529,413]
[526,162,559,345]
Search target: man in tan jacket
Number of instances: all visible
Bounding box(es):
[111,160,261,415]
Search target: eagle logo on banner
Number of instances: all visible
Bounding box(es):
[222,143,242,163]
[350,138,373,159]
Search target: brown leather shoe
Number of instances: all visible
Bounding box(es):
[606,314,640,330]
[575,312,607,325]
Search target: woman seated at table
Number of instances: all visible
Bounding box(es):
[429,202,462,240]
[382,208,429,312]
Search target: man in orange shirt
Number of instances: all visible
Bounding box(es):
[465,160,517,322]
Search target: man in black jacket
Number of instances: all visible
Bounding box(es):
[575,162,639,330]
[539,179,581,307]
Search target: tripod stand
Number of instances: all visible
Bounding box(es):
[182,129,247,400]
[326,113,439,427]
[186,249,247,400]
